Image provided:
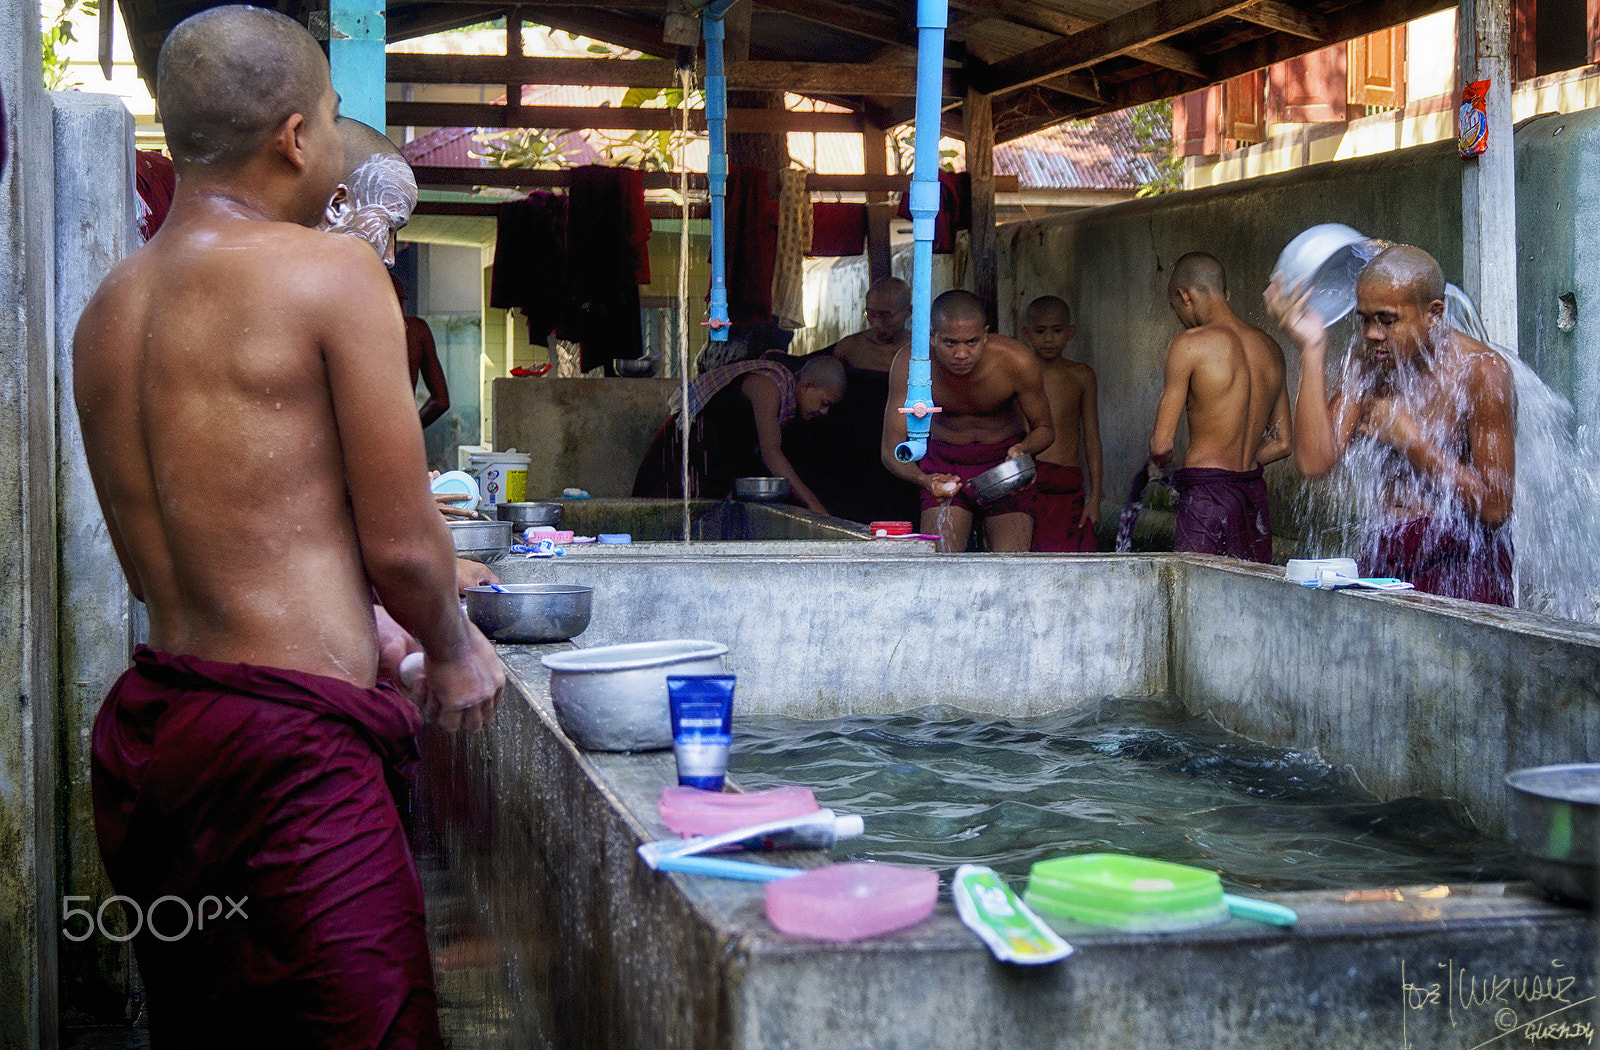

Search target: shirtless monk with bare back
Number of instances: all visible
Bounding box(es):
[882,289,1054,552]
[1148,252,1290,562]
[1268,244,1515,604]
[73,8,500,1046]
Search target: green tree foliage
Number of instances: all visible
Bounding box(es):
[1128,99,1184,197]
[42,0,99,91]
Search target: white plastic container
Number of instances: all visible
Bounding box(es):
[468,449,531,508]
[1285,557,1358,584]
[540,640,729,752]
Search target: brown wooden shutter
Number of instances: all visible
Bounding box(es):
[1173,85,1223,157]
[1348,27,1407,107]
[1517,0,1540,79]
[1268,44,1348,123]
[1224,70,1265,143]
[1588,0,1600,66]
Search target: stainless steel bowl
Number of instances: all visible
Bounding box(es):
[1506,764,1600,904]
[1271,223,1379,327]
[613,356,657,378]
[967,453,1036,503]
[496,501,563,528]
[540,639,728,752]
[733,476,790,501]
[465,584,592,643]
[448,519,513,563]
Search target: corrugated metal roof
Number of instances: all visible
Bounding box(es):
[994,109,1159,191]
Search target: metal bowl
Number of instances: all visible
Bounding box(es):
[613,356,657,378]
[1271,223,1380,327]
[540,639,728,752]
[967,453,1036,503]
[448,519,513,563]
[1505,764,1600,904]
[733,476,790,501]
[496,501,563,528]
[465,584,592,643]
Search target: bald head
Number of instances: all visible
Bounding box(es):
[931,289,986,331]
[1168,252,1228,297]
[867,277,910,312]
[1026,295,1072,326]
[1359,244,1446,308]
[798,354,847,395]
[157,6,331,172]
[321,119,417,263]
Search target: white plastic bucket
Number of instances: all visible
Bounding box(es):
[468,449,531,507]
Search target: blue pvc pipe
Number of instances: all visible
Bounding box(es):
[703,13,730,341]
[893,0,948,463]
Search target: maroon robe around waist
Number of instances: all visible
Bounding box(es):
[92,646,441,1050]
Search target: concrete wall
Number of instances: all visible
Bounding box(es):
[493,377,676,498]
[1,5,62,1043]
[52,92,138,1028]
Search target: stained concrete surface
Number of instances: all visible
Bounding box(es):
[492,377,676,499]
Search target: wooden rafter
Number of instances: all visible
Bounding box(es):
[975,0,1278,94]
[1231,1,1330,41]
[412,167,1018,192]
[755,0,915,49]
[388,101,864,131]
[385,54,961,96]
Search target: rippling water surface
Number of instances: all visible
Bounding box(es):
[731,700,1519,892]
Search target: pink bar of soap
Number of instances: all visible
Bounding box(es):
[658,785,819,836]
[765,862,938,942]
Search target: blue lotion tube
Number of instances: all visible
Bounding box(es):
[667,675,735,790]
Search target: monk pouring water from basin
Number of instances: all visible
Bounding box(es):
[1268,243,1516,604]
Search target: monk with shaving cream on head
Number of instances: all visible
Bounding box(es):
[1268,244,1515,603]
[882,289,1054,552]
[74,8,501,1046]
[1149,252,1290,563]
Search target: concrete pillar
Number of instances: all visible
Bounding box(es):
[1457,0,1519,351]
[329,0,387,132]
[0,0,62,1044]
[52,91,138,1026]
[964,86,997,323]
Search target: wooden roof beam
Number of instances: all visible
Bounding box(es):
[974,0,1268,94]
[1040,74,1104,104]
[1232,1,1331,41]
[412,168,1018,192]
[755,0,915,49]
[388,101,865,132]
[386,54,961,96]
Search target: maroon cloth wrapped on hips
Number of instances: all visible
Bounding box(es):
[92,646,442,1050]
[917,438,1037,517]
[1368,516,1514,606]
[1031,461,1098,552]
[1170,465,1272,563]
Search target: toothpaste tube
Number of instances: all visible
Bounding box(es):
[952,864,1075,965]
[638,809,865,869]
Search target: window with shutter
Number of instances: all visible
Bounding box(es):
[1173,85,1223,157]
[1225,70,1266,144]
[1348,27,1407,109]
[1518,0,1595,75]
[1267,44,1348,123]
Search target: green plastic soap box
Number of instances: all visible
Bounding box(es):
[1022,853,1230,932]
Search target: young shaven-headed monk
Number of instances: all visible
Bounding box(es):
[1269,244,1515,603]
[1021,295,1102,552]
[882,289,1055,552]
[73,8,502,1046]
[1149,252,1291,563]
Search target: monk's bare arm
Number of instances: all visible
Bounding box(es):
[1258,378,1293,467]
[1149,334,1193,466]
[319,241,502,728]
[410,318,450,428]
[880,348,956,494]
[1080,368,1103,523]
[743,374,828,515]
[1008,351,1056,459]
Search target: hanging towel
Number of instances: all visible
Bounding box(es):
[770,168,811,330]
[560,165,650,373]
[489,191,568,344]
[895,170,969,254]
[808,203,867,257]
[723,165,778,326]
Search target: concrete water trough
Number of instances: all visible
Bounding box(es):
[421,553,1600,1050]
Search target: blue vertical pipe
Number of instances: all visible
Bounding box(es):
[702,9,731,341]
[892,0,947,463]
[328,0,387,132]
